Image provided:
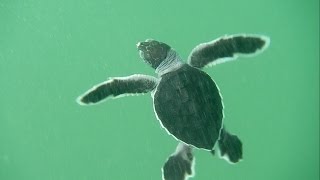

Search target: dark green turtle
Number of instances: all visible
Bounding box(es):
[77,34,270,180]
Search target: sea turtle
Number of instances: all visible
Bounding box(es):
[77,34,270,180]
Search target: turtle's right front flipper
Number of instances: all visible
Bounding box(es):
[77,74,158,105]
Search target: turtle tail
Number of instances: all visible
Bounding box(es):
[217,128,243,164]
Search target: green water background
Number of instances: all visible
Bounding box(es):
[0,0,319,179]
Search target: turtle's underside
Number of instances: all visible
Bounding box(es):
[77,34,270,180]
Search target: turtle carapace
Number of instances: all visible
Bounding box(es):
[77,35,270,180]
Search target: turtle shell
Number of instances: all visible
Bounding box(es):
[154,64,223,150]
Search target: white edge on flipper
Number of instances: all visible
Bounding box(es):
[151,78,225,152]
[161,143,196,180]
[76,74,158,106]
[188,34,271,67]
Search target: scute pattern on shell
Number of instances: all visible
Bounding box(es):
[154,64,223,150]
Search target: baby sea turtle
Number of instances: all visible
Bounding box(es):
[77,34,270,180]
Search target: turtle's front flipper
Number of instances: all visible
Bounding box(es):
[77,74,158,105]
[162,143,195,180]
[217,128,243,164]
[188,34,270,68]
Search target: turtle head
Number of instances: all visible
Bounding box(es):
[137,39,171,69]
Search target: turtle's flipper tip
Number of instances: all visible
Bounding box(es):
[76,95,91,106]
[258,35,271,52]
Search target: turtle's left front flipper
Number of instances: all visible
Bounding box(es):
[162,143,195,180]
[77,74,158,105]
[188,34,270,69]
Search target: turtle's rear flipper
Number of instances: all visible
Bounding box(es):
[162,143,195,180]
[218,128,243,164]
[77,74,157,105]
[188,34,270,68]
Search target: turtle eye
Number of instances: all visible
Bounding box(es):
[150,41,158,46]
[146,46,154,52]
[144,52,151,59]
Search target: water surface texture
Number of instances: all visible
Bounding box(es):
[0,0,319,179]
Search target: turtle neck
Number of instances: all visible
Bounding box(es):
[155,49,183,76]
